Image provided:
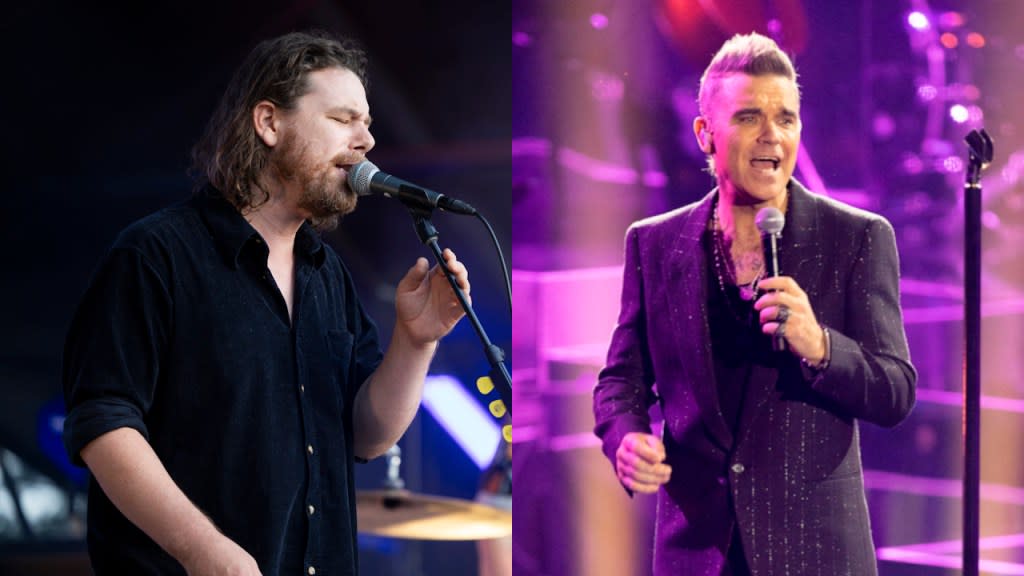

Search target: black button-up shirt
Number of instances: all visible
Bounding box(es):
[62,187,383,575]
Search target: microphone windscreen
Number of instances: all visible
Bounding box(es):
[347,160,380,196]
[755,207,785,236]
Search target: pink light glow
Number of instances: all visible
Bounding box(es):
[903,298,1024,324]
[877,547,1024,574]
[557,147,637,184]
[877,533,1024,574]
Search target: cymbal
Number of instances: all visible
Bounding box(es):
[356,489,512,541]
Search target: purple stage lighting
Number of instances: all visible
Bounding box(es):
[513,31,532,48]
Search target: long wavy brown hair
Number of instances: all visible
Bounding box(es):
[190,30,368,211]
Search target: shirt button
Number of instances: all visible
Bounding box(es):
[308,567,316,575]
[307,444,314,455]
[308,504,315,515]
[731,463,745,474]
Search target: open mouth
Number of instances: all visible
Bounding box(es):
[751,156,780,171]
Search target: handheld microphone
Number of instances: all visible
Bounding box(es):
[347,160,477,216]
[755,207,786,351]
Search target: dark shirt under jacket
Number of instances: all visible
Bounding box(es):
[62,187,383,576]
[704,229,761,438]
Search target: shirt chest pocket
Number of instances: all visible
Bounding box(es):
[320,329,357,418]
[326,329,356,382]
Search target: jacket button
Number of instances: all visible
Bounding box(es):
[731,463,745,474]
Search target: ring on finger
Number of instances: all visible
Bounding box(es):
[776,305,791,323]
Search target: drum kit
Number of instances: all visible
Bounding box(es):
[356,444,511,542]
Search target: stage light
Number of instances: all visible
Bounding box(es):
[421,375,501,470]
[938,11,965,29]
[949,104,969,124]
[513,31,531,48]
[966,32,986,49]
[941,156,963,173]
[982,211,1001,230]
[872,113,895,140]
[902,154,924,175]
[590,13,608,30]
[940,33,958,49]
[907,11,930,31]
[916,85,938,102]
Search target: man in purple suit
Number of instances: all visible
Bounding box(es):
[593,33,916,575]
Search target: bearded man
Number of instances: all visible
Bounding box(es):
[62,30,471,576]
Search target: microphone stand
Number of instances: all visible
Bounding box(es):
[961,128,992,576]
[400,202,512,416]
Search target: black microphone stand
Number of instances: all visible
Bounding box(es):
[961,128,992,576]
[400,202,512,415]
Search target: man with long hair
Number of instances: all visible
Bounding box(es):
[593,32,916,575]
[62,30,470,575]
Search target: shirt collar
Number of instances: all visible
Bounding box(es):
[194,185,326,270]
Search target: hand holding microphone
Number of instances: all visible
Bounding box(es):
[755,207,786,352]
[753,207,828,365]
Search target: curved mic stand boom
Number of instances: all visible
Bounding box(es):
[962,128,992,576]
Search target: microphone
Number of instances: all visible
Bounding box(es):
[347,160,477,215]
[755,207,786,351]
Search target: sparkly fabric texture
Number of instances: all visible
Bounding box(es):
[593,180,917,576]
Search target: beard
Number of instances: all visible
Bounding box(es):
[272,130,359,231]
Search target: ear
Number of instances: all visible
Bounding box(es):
[253,101,280,147]
[693,116,715,154]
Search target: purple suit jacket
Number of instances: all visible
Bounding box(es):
[594,181,916,575]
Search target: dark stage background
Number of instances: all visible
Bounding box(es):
[0,1,511,575]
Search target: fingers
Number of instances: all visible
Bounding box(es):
[753,276,822,358]
[755,275,803,296]
[439,248,470,294]
[616,433,671,493]
[397,257,431,293]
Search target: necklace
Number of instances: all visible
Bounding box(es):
[710,199,763,323]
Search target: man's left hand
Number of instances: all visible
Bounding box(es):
[754,276,826,364]
[394,249,470,347]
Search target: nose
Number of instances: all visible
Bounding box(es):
[757,121,781,144]
[352,123,375,153]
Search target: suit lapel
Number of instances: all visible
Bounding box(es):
[666,189,734,451]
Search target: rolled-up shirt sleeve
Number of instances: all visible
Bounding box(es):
[62,244,171,466]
